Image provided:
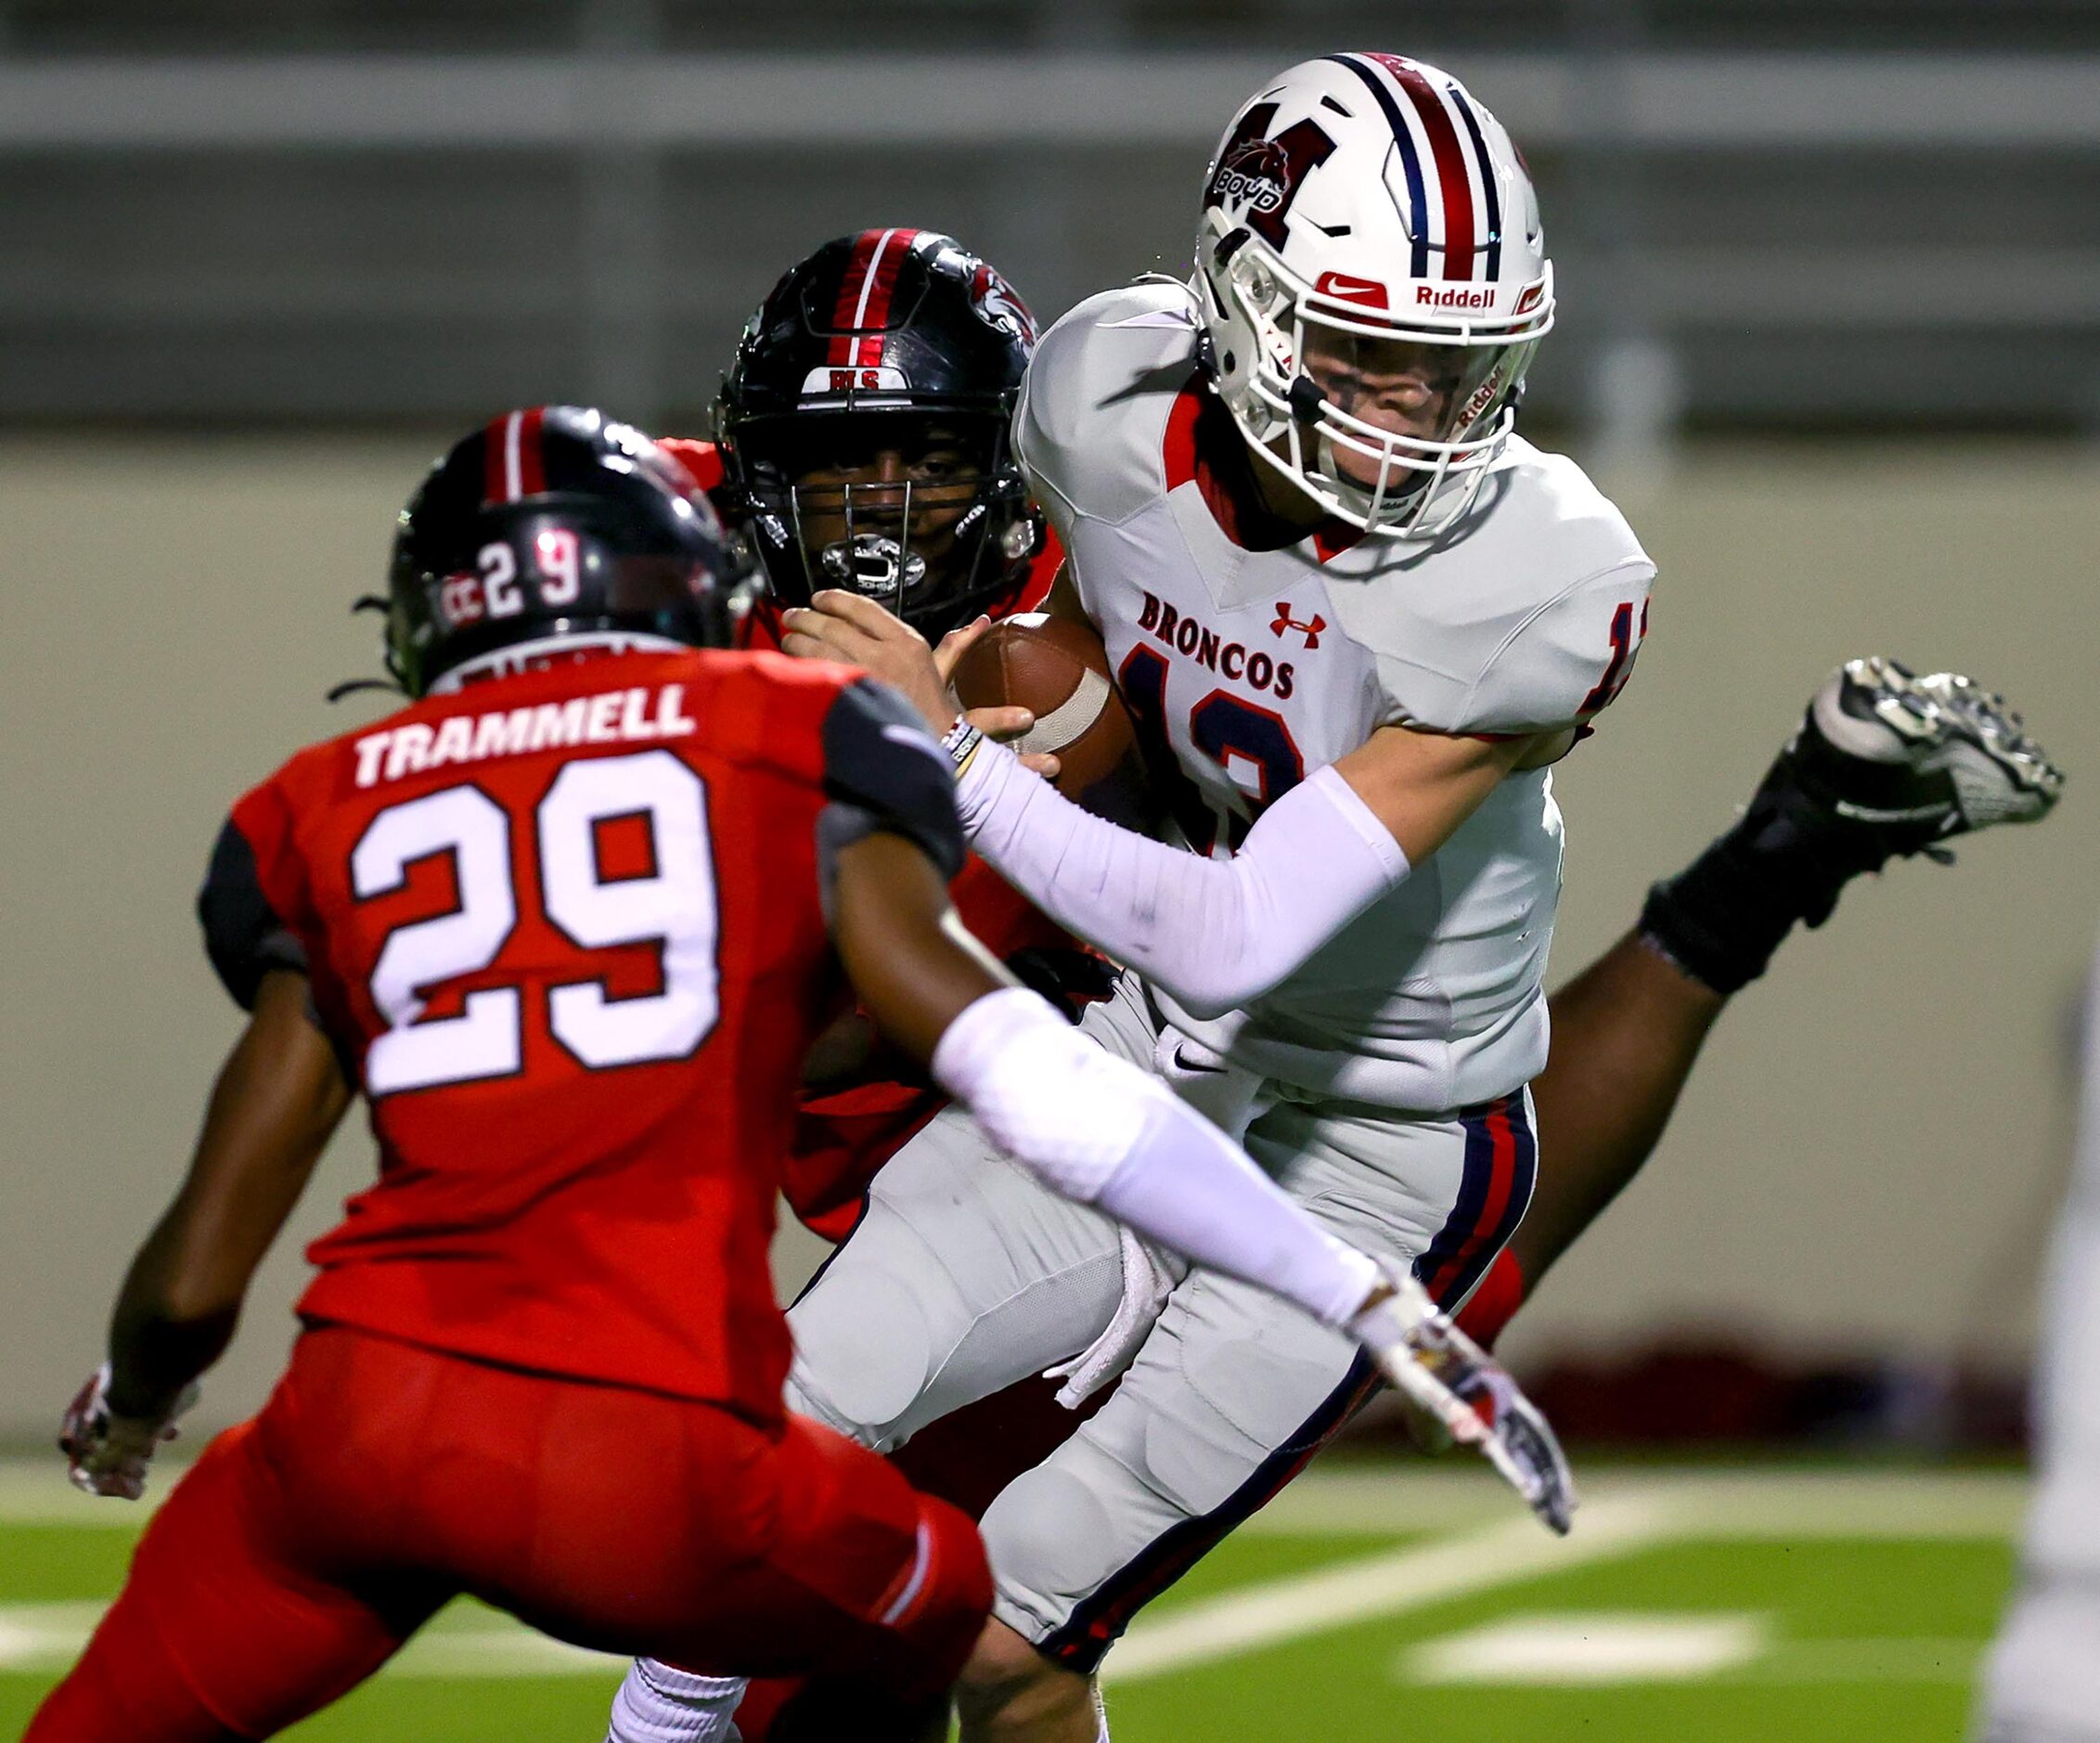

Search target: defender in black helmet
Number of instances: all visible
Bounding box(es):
[710,228,1050,642]
[383,404,744,696]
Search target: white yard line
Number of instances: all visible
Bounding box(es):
[1105,1492,1678,1684]
[0,1603,623,1679]
[1393,1620,1984,1689]
[1108,1468,2025,1683]
[0,1461,2029,1691]
[1399,1610,1771,1685]
[1243,1465,2029,1541]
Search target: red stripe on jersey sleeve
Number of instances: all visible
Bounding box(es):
[658,436,726,495]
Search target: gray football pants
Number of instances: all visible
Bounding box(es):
[784,973,1538,1672]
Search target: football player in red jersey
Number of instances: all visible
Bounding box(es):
[654,233,1144,1742]
[32,407,1570,1743]
[662,229,1084,1248]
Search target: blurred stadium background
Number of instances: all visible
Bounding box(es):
[2,2,2096,1737]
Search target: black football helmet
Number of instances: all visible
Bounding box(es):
[379,406,744,697]
[717,229,1045,641]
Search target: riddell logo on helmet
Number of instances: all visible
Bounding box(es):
[1416,285,1495,311]
[1457,364,1508,430]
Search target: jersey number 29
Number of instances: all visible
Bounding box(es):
[350,749,718,1096]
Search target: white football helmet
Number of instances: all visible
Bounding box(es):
[1192,54,1554,539]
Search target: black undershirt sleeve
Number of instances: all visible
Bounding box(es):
[197,818,308,1010]
[815,678,966,905]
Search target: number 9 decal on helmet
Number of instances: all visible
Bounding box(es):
[1193,55,1555,540]
[365,406,753,702]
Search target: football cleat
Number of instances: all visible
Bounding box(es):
[1349,1261,1577,1535]
[1643,656,2060,996]
[1754,655,2062,896]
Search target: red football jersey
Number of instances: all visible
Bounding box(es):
[658,435,1095,1239]
[200,648,962,1424]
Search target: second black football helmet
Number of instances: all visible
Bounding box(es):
[381,406,744,697]
[717,229,1044,641]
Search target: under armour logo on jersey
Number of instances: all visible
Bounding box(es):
[1270,601,1327,650]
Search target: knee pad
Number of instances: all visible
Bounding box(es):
[978,1459,1123,1643]
[788,1258,954,1452]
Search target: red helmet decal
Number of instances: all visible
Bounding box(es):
[1204,103,1337,250]
[1314,271,1389,310]
[969,262,1037,345]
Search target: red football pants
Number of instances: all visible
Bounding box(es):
[27,1325,990,1742]
[733,1369,1114,1739]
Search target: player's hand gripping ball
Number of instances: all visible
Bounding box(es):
[949,613,1157,830]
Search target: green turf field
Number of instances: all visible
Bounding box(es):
[0,1460,2023,1740]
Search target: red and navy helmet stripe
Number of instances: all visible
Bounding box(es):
[481,406,548,506]
[1372,54,1477,284]
[1444,83,1505,281]
[827,226,921,368]
[1329,54,1430,279]
[1330,54,1500,284]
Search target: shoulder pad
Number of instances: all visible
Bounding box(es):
[1326,443,1655,734]
[1015,281,1205,532]
[198,805,308,1010]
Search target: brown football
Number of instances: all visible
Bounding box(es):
[950,613,1155,829]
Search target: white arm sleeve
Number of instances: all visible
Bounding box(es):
[956,741,1408,1020]
[932,988,1379,1327]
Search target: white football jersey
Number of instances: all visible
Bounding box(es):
[1013,280,1655,1112]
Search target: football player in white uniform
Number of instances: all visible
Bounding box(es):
[780,55,1637,1742]
[609,55,2064,1743]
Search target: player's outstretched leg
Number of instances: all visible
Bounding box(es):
[1503,656,2064,1310]
[1642,654,2062,996]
